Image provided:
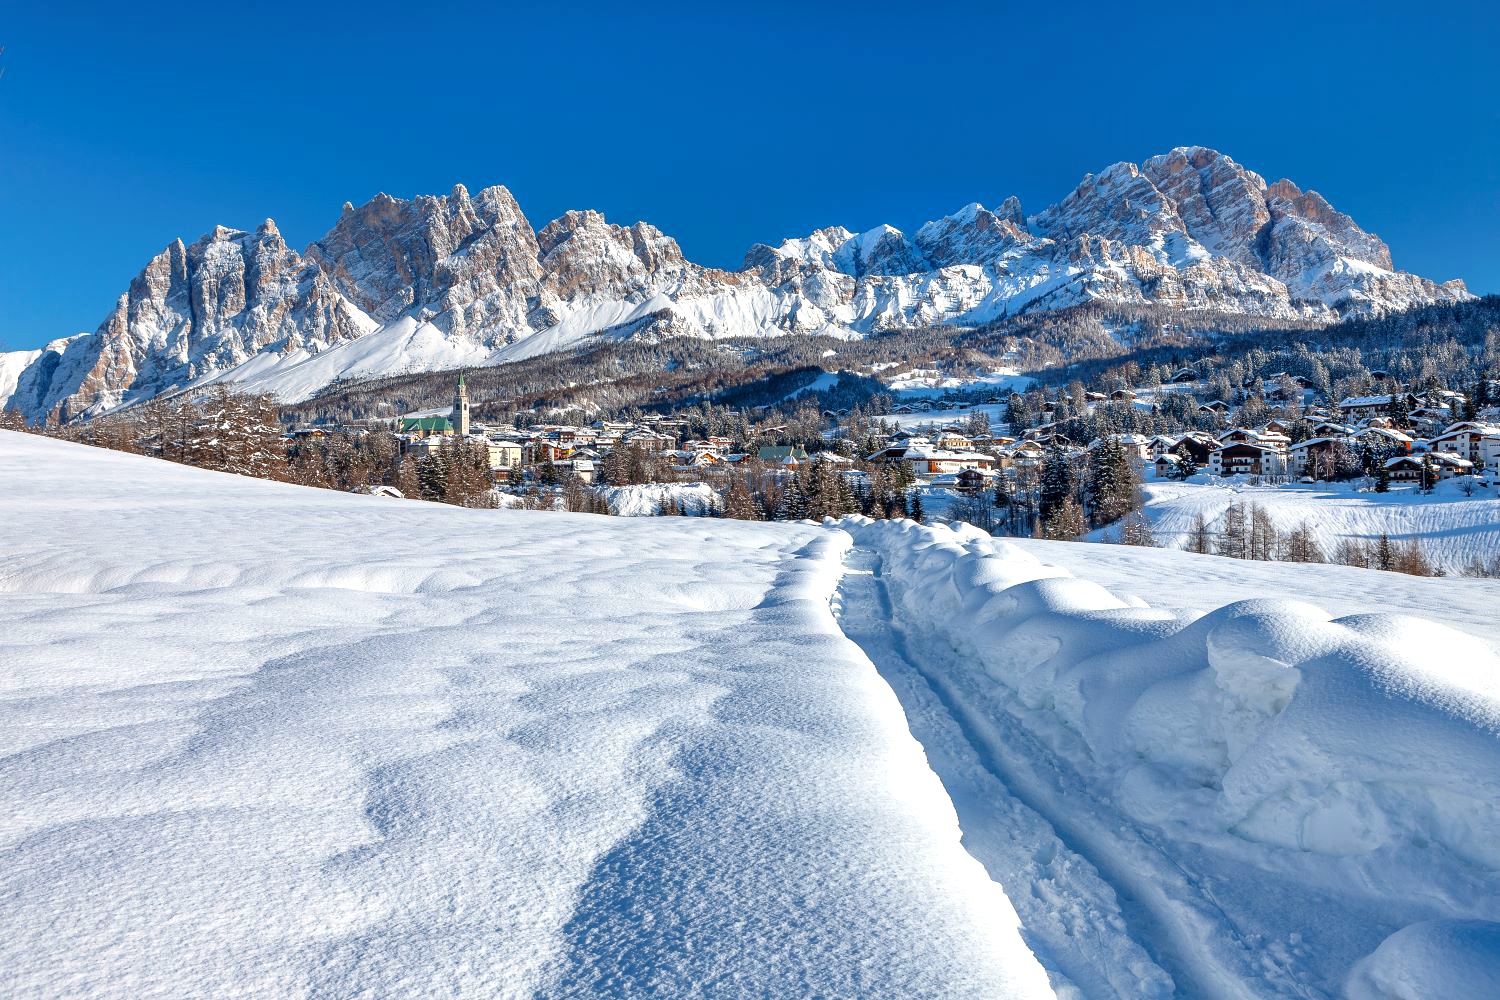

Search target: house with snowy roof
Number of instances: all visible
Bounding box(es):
[1384,453,1473,481]
[1426,422,1500,472]
[1208,442,1287,477]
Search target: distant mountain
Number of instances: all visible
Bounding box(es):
[1,146,1470,423]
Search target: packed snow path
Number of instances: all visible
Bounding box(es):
[835,518,1500,999]
[0,433,1053,998]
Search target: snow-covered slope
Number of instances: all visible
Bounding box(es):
[1125,478,1500,574]
[6,434,1500,995]
[839,517,1500,998]
[0,432,1054,998]
[1,147,1469,423]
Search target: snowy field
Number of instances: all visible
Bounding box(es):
[0,433,1051,998]
[873,402,1012,432]
[1130,478,1500,574]
[5,431,1500,998]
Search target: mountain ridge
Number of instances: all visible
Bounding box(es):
[2,146,1470,423]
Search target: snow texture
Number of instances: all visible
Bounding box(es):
[836,516,1500,997]
[1128,478,1500,574]
[0,431,1052,998]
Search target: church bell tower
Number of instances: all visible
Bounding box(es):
[454,374,470,437]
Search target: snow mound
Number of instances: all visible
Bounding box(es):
[839,516,1500,992]
[1346,920,1500,1000]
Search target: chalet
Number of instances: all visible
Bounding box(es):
[1288,437,1347,477]
[1426,422,1500,472]
[1197,400,1230,416]
[1170,368,1200,384]
[901,446,997,478]
[954,467,1000,492]
[1338,393,1419,421]
[1218,428,1289,455]
[1110,388,1138,402]
[1153,453,1184,478]
[1209,442,1286,477]
[1353,426,1414,452]
[1384,453,1473,481]
[1171,434,1217,465]
[622,429,674,452]
[482,439,525,472]
[935,429,974,450]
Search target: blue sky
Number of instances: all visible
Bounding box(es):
[2,1,1496,351]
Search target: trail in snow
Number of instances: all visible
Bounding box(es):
[831,518,1500,999]
[833,548,1175,999]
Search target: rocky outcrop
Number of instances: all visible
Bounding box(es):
[1,146,1471,422]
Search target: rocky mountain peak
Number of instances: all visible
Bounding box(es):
[1,148,1474,424]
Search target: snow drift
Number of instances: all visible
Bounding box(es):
[839,516,1500,996]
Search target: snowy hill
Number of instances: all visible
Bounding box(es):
[1,147,1469,424]
[5,432,1500,997]
[1125,478,1500,574]
[0,432,1053,998]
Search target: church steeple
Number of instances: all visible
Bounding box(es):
[453,373,470,437]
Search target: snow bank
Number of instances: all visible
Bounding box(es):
[839,516,1500,993]
[1346,920,1500,1000]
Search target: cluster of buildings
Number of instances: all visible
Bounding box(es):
[393,378,714,483]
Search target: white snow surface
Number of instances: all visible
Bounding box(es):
[8,431,1500,998]
[0,432,1053,998]
[1010,538,1500,649]
[836,517,1500,998]
[1128,478,1500,574]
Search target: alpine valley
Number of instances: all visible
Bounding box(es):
[1,146,1470,424]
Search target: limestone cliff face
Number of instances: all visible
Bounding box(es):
[2,146,1470,422]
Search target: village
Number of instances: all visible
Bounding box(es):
[325,366,1500,524]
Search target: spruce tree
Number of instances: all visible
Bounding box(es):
[1419,454,1437,494]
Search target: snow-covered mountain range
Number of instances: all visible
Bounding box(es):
[2,146,1470,423]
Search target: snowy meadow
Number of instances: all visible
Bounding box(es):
[4,430,1500,998]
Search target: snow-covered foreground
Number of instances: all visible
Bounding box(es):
[1012,538,1500,649]
[6,432,1500,998]
[1130,478,1500,574]
[0,433,1051,998]
[838,518,1500,999]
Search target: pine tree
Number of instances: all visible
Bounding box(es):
[1044,497,1086,540]
[1039,444,1073,523]
[723,476,763,520]
[910,490,924,524]
[1120,512,1157,547]
[1375,462,1391,492]
[1376,532,1396,572]
[1419,454,1437,494]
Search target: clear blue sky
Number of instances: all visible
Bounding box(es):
[2,1,1496,351]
